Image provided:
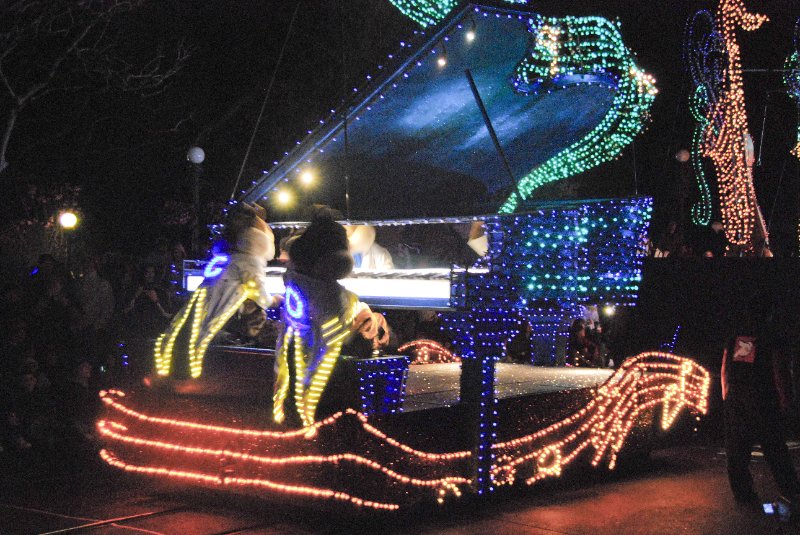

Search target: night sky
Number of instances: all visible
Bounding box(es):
[1,0,799,254]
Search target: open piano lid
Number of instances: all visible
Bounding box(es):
[240,3,654,219]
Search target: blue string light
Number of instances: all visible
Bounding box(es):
[354,357,411,415]
[442,197,651,494]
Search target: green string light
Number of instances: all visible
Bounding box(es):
[388,1,529,27]
[499,16,657,213]
[785,51,800,160]
[783,25,799,253]
[387,0,460,27]
[689,86,713,225]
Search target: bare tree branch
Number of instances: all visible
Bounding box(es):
[0,0,189,176]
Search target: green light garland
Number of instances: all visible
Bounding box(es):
[499,16,656,213]
[783,20,800,253]
[387,0,459,27]
[785,51,800,160]
[689,86,713,225]
[388,1,529,28]
[684,9,724,227]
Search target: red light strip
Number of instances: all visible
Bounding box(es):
[352,411,472,460]
[97,420,470,489]
[100,391,340,438]
[99,352,709,507]
[702,0,768,246]
[490,353,710,485]
[99,449,401,511]
[398,339,460,364]
[101,392,472,461]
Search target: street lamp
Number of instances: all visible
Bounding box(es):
[187,146,205,257]
[59,210,78,230]
[58,210,79,273]
[187,146,205,165]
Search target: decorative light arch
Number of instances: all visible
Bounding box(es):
[386,3,656,214]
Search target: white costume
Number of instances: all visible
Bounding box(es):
[348,225,394,270]
[202,226,276,325]
[467,235,489,258]
[154,225,277,378]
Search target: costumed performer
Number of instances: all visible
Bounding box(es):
[467,220,489,258]
[346,224,394,270]
[273,213,391,428]
[153,203,280,379]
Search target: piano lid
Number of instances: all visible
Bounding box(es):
[240,3,654,220]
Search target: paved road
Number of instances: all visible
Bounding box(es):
[1,443,798,535]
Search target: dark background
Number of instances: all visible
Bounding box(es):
[0,0,798,255]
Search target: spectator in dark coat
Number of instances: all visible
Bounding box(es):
[122,264,171,338]
[721,295,800,506]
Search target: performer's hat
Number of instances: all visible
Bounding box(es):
[290,213,352,281]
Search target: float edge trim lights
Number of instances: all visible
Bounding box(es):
[100,352,708,508]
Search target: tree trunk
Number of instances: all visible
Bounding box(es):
[0,104,19,176]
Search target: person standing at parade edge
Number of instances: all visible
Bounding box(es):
[721,294,800,510]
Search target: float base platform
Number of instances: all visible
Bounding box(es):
[97,353,709,511]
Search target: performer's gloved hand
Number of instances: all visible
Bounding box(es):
[352,308,379,340]
[372,313,390,349]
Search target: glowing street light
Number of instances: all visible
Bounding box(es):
[186,146,205,165]
[58,210,78,273]
[603,305,616,317]
[59,211,78,230]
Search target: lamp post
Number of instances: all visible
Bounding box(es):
[186,146,205,257]
[58,210,78,273]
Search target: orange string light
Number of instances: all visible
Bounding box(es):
[99,449,402,511]
[398,339,460,364]
[97,420,471,488]
[490,353,710,485]
[99,352,709,508]
[100,391,472,460]
[702,0,768,246]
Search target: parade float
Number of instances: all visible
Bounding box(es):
[98,2,710,510]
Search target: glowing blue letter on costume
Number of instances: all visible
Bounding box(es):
[285,285,305,320]
[203,254,229,279]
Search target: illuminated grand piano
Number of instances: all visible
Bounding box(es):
[99,2,708,510]
[182,199,652,364]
